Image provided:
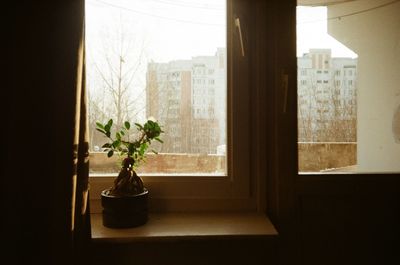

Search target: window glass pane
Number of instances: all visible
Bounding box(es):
[297,1,400,173]
[86,0,227,175]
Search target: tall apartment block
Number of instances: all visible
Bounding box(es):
[297,49,357,142]
[146,48,226,154]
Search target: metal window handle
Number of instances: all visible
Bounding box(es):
[235,17,245,57]
[282,72,289,113]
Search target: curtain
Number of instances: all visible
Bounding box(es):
[72,7,92,265]
[9,1,90,265]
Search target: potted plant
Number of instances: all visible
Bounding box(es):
[95,118,163,228]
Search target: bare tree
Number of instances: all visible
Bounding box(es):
[87,14,149,150]
[326,78,357,142]
[298,70,357,143]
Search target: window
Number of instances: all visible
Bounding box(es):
[86,0,259,212]
[297,2,399,173]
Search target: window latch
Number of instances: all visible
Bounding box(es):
[282,71,289,113]
[235,17,245,57]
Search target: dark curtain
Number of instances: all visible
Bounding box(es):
[9,1,90,265]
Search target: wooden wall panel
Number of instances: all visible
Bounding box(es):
[296,175,400,265]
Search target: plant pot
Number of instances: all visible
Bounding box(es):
[101,188,149,228]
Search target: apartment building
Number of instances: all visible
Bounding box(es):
[297,49,357,142]
[146,48,226,154]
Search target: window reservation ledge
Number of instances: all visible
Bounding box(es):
[91,212,278,243]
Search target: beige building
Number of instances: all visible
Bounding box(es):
[146,49,226,154]
[298,49,357,142]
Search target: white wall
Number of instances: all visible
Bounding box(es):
[328,0,400,172]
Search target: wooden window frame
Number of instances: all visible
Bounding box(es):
[88,0,267,213]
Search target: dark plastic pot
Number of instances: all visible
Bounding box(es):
[101,188,149,228]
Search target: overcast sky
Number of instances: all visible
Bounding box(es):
[86,0,226,63]
[86,0,357,62]
[297,6,357,58]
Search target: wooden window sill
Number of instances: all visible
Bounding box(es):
[91,212,278,243]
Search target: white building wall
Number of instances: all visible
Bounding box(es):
[328,0,400,172]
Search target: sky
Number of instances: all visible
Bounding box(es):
[296,6,357,58]
[86,0,226,63]
[86,0,358,62]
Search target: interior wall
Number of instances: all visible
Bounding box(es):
[327,0,400,172]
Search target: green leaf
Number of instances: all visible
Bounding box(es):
[155,137,164,143]
[120,130,125,136]
[104,119,113,132]
[116,132,121,140]
[106,131,111,137]
[96,122,105,129]
[128,143,135,155]
[107,119,113,127]
[135,123,144,130]
[107,150,114,157]
[139,143,148,156]
[96,128,106,134]
[112,140,121,148]
[124,121,131,130]
[102,143,111,148]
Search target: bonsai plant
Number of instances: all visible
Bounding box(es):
[95,118,163,228]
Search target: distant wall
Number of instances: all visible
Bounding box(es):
[90,152,226,174]
[298,142,356,172]
[91,143,356,174]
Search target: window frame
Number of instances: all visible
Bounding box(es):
[88,0,266,213]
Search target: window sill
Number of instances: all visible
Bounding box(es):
[91,212,278,243]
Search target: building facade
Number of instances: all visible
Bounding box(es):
[146,48,226,154]
[297,49,357,142]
